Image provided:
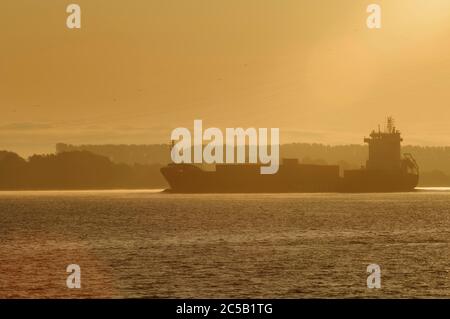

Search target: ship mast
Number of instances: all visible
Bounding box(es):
[386,116,395,134]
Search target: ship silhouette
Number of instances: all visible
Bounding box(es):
[161,118,419,193]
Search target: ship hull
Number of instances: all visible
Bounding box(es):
[339,169,419,193]
[160,164,418,193]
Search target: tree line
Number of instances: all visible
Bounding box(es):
[2,142,450,189]
[0,150,166,190]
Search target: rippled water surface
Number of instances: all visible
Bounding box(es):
[0,190,449,298]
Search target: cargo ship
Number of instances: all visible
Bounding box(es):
[161,118,419,193]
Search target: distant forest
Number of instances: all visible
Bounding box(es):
[56,143,450,187]
[0,143,449,190]
[0,150,166,190]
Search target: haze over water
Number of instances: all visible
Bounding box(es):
[0,189,449,298]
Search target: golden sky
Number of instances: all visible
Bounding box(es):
[2,0,450,156]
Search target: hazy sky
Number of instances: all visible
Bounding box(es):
[2,0,450,156]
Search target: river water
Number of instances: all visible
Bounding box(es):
[0,189,449,298]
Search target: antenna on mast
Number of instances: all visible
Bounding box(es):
[386,116,395,133]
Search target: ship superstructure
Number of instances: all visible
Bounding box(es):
[341,117,419,192]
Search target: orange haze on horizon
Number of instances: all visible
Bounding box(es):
[2,0,450,156]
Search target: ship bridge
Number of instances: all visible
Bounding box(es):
[364,117,403,171]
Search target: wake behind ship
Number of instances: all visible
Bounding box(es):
[161,118,419,193]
